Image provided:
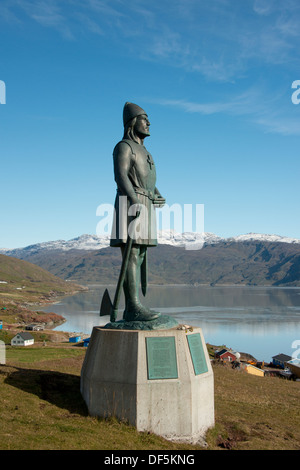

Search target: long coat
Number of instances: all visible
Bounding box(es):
[110,139,161,247]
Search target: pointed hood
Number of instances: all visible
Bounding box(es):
[123,102,147,127]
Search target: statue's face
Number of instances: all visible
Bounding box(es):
[134,114,150,137]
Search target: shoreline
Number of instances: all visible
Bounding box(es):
[18,284,300,364]
[75,282,300,289]
[1,286,88,331]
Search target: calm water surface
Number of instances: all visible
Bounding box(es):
[40,284,300,362]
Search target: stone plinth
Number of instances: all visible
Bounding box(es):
[80,322,214,444]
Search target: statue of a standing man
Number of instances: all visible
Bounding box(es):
[110,102,165,322]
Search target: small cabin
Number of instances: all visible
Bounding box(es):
[215,348,238,362]
[272,354,292,369]
[11,332,34,347]
[244,363,265,377]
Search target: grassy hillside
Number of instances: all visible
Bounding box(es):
[0,254,85,325]
[0,253,84,299]
[0,343,299,450]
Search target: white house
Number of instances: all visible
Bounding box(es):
[11,332,34,347]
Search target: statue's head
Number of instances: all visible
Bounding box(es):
[123,102,150,141]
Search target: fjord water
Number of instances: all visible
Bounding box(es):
[45,285,300,362]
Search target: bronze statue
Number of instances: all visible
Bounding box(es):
[100,102,165,322]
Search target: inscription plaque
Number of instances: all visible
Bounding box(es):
[187,333,208,375]
[146,336,178,380]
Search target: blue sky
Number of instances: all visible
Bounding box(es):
[0,0,300,248]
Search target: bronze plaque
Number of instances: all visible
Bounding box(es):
[187,333,208,375]
[146,336,178,380]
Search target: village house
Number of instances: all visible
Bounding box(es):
[271,353,292,369]
[214,348,240,362]
[286,358,300,379]
[11,332,34,347]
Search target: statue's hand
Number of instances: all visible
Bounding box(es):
[153,196,166,208]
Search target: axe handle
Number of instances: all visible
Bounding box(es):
[141,248,147,297]
[110,234,133,322]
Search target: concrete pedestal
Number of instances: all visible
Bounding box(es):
[80,323,214,444]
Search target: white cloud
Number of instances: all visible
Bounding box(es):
[155,86,271,116]
[1,1,300,85]
[0,0,74,38]
[154,85,300,136]
[255,114,300,136]
[253,0,275,16]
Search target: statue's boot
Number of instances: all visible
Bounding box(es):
[123,300,160,322]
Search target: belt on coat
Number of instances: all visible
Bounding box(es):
[134,187,155,201]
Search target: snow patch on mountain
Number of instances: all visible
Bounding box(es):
[157,230,223,250]
[226,232,300,244]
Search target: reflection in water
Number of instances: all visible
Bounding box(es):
[39,285,300,363]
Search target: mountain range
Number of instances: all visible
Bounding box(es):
[1,231,299,254]
[1,231,300,286]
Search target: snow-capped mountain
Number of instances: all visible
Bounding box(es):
[1,231,299,287]
[0,231,299,255]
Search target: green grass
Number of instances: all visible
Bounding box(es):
[1,346,300,450]
[0,347,198,451]
[6,347,84,364]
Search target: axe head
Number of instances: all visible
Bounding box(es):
[100,288,112,317]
